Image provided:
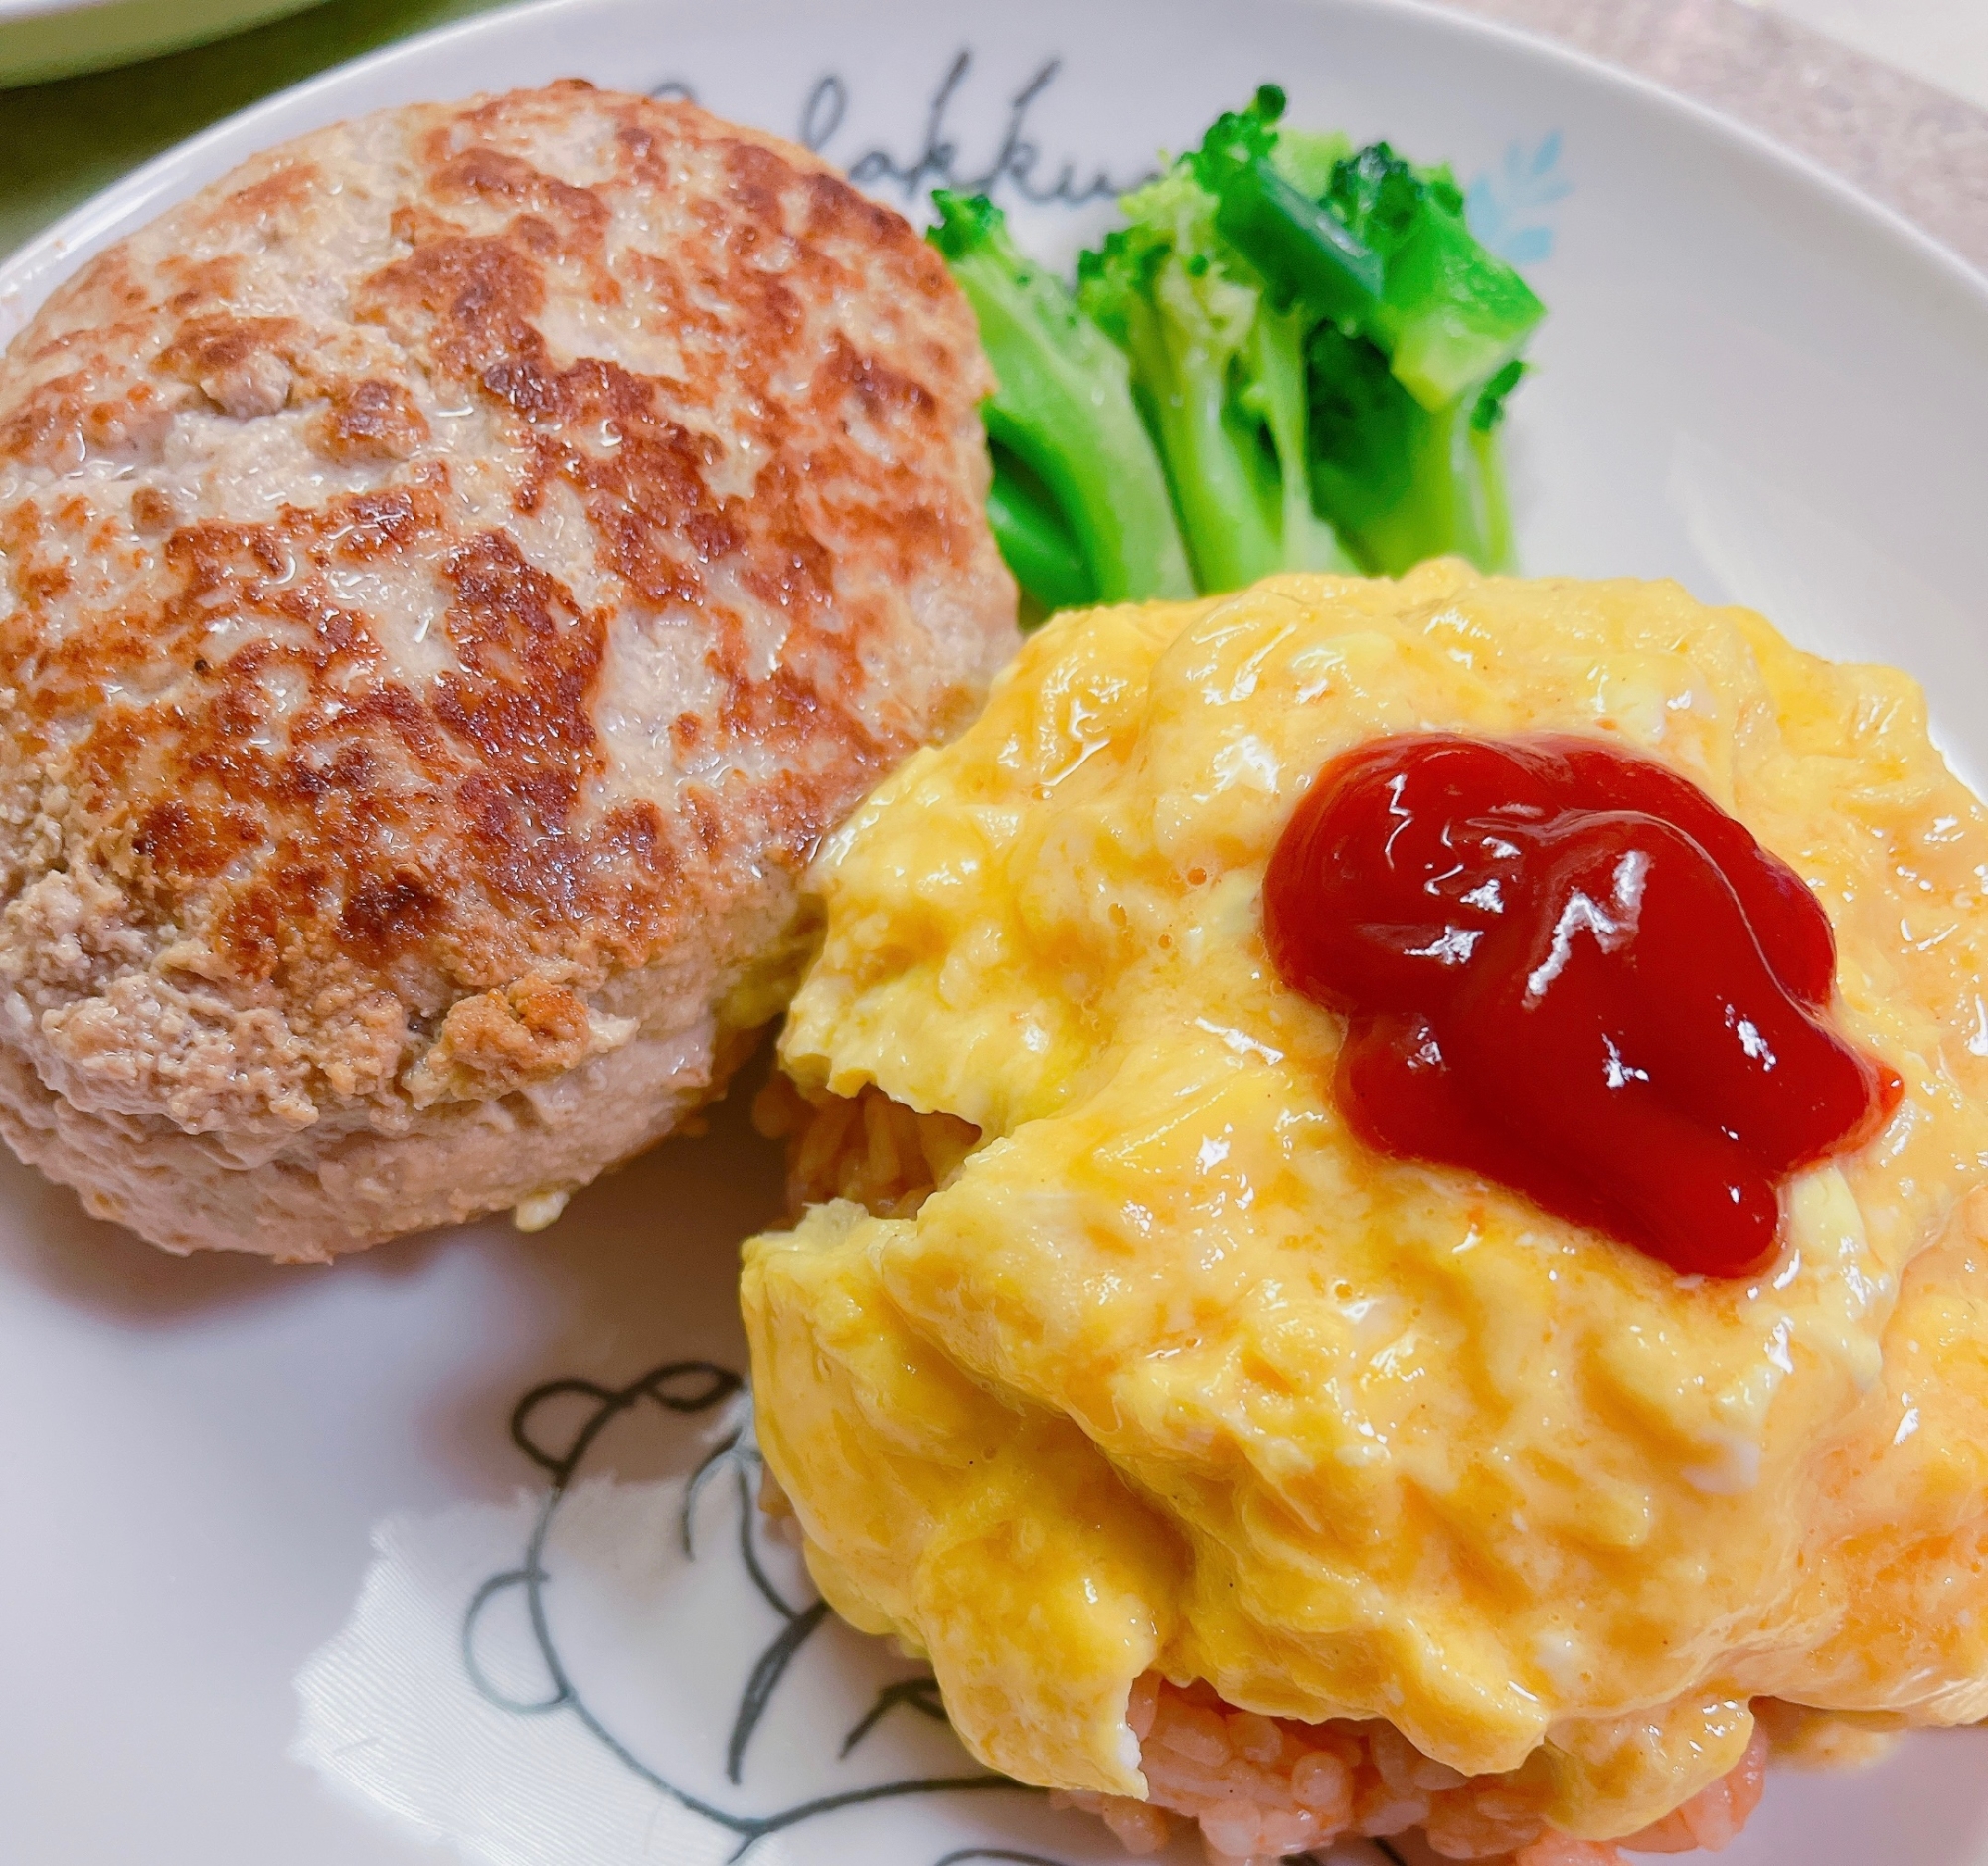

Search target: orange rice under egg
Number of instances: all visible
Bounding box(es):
[753,1081,1889,1866]
[1069,1673,1766,1865]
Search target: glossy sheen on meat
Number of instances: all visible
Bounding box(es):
[0,82,1017,1257]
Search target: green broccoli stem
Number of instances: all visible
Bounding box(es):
[1211,156,1382,328]
[1362,405,1507,574]
[1115,265,1283,595]
[1244,303,1353,574]
[1314,394,1511,575]
[1468,419,1514,571]
[930,193,1194,605]
[987,448,1095,617]
[1320,143,1547,414]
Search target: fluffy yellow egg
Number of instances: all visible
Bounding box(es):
[741,562,1988,1846]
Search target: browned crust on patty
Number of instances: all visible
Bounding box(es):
[0,81,1016,1254]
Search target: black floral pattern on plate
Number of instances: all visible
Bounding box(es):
[462,1360,1038,1863]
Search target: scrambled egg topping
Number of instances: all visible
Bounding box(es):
[741,563,1988,1838]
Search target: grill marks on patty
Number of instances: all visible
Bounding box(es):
[49,469,684,1001]
[0,83,1015,1253]
[0,83,988,1068]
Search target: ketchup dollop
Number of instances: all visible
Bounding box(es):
[1263,735,1901,1277]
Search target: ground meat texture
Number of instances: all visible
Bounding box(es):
[0,82,1016,1257]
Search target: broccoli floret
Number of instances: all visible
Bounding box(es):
[930,92,1543,603]
[1192,86,1383,330]
[1077,144,1350,593]
[1324,142,1545,411]
[1179,90,1538,575]
[1078,172,1282,593]
[1196,93,1542,418]
[928,191,1192,614]
[1268,125,1353,205]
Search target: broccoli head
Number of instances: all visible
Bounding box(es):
[927,191,1192,616]
[927,90,1545,609]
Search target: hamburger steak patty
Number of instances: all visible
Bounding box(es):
[0,82,1018,1257]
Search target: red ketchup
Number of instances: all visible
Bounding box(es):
[1263,735,1901,1277]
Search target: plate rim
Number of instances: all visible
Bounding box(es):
[3,0,1986,341]
[1,5,1986,1859]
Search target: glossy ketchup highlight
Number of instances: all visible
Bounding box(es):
[1263,734,1901,1277]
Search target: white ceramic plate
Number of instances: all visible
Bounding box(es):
[0,0,328,89]
[4,4,1988,1864]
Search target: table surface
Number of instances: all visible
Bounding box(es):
[1455,0,1988,271]
[1773,0,1988,111]
[0,0,1984,276]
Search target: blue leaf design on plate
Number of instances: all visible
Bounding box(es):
[1466,130,1572,266]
